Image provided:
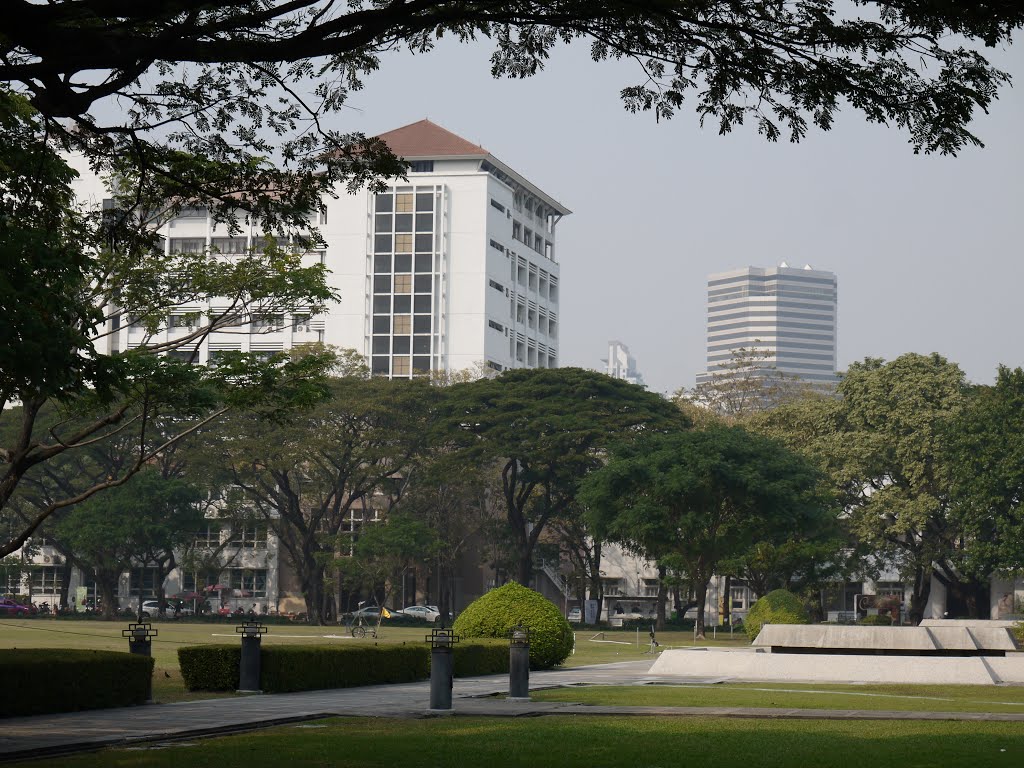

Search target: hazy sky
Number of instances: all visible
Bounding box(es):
[329,36,1023,393]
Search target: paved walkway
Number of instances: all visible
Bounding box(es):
[3,661,1024,763]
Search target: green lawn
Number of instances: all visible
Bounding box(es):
[532,682,1024,713]
[0,619,744,701]
[13,716,1023,768]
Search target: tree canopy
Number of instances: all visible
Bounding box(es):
[441,367,686,584]
[581,425,829,638]
[4,0,1022,160]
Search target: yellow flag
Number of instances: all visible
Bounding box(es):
[381,607,391,619]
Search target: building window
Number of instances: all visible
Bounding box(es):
[168,238,206,254]
[490,199,506,213]
[128,567,162,597]
[252,314,283,331]
[0,567,22,595]
[394,275,412,294]
[394,233,412,253]
[393,315,411,334]
[169,313,197,329]
[374,193,393,213]
[228,568,267,598]
[396,193,414,213]
[230,524,268,549]
[194,525,221,549]
[730,586,748,610]
[489,279,505,293]
[489,239,505,253]
[31,567,63,595]
[392,356,411,375]
[409,160,434,173]
[488,320,505,333]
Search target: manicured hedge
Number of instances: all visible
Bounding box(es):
[452,639,509,677]
[178,644,241,691]
[857,614,894,626]
[261,645,429,693]
[452,582,573,669]
[179,638,512,694]
[0,649,154,717]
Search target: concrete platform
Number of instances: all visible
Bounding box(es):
[752,624,1020,654]
[649,647,1024,684]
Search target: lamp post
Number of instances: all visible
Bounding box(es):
[508,625,530,701]
[122,622,158,701]
[236,619,268,693]
[426,627,458,711]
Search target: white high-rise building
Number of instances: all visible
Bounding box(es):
[603,341,645,387]
[323,120,570,376]
[79,119,570,377]
[697,264,838,386]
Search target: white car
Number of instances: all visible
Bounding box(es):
[567,607,582,623]
[399,605,441,622]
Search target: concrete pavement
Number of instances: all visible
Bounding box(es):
[3,660,1024,763]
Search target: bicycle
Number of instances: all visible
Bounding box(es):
[347,613,376,639]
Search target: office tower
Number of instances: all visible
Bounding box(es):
[698,263,837,388]
[603,340,645,387]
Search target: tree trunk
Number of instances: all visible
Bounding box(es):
[721,574,732,628]
[516,551,533,587]
[655,564,668,631]
[907,565,932,625]
[58,559,73,611]
[301,558,327,625]
[693,578,710,640]
[98,575,119,621]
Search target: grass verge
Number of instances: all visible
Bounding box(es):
[11,715,1023,768]
[532,682,1024,713]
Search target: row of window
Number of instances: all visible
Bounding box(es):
[0,567,269,598]
[194,524,268,549]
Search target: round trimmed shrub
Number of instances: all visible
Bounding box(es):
[744,589,810,641]
[452,582,573,669]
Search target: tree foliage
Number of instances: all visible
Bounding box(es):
[752,353,978,622]
[947,366,1024,579]
[201,375,440,624]
[54,469,204,619]
[581,425,828,638]
[3,1,1021,159]
[0,86,344,555]
[442,368,686,585]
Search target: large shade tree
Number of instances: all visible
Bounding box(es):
[442,367,686,585]
[753,353,976,622]
[3,2,1021,551]
[580,425,830,638]
[946,366,1024,592]
[200,375,440,624]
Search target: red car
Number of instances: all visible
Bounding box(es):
[0,598,31,616]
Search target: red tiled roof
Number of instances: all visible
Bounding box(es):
[376,119,489,158]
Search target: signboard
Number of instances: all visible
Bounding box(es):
[584,599,599,625]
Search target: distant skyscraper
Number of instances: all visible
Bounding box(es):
[604,340,645,387]
[697,264,837,388]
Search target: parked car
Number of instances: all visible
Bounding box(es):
[0,598,30,617]
[398,605,440,622]
[139,599,194,618]
[424,605,454,621]
[567,607,582,623]
[351,605,398,621]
